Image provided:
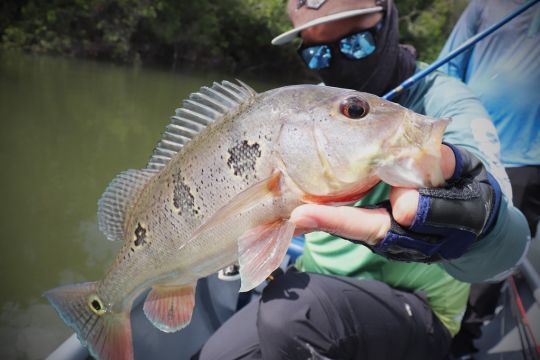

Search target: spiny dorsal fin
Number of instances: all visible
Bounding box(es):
[97,169,157,241]
[146,80,257,171]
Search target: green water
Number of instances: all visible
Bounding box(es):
[0,51,280,359]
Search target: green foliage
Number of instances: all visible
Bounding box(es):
[397,0,468,62]
[1,0,466,76]
[2,0,161,61]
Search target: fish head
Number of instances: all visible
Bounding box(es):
[277,86,450,205]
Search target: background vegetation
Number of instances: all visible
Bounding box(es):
[1,0,468,80]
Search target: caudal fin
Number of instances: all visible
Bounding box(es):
[44,282,133,360]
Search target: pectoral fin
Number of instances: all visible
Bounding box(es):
[189,170,296,292]
[237,219,296,292]
[142,284,196,333]
[192,171,282,238]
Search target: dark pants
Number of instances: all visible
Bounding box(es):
[506,166,540,238]
[450,165,540,357]
[197,269,451,360]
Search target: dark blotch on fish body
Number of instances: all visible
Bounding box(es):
[134,223,147,247]
[227,140,261,178]
[173,173,197,216]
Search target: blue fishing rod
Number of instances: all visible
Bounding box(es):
[383,0,540,101]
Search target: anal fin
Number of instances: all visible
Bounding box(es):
[143,283,196,333]
[238,219,296,292]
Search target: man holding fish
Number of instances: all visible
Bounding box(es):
[197,0,531,359]
[45,0,531,359]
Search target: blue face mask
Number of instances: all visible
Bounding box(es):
[298,21,383,70]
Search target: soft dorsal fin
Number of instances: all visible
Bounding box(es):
[146,80,257,171]
[97,169,157,241]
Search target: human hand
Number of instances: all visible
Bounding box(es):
[291,144,456,242]
[291,143,500,262]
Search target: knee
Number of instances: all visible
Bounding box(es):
[257,271,340,358]
[257,271,313,339]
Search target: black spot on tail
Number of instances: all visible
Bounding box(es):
[227,141,261,178]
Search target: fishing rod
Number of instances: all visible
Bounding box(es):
[383,0,540,101]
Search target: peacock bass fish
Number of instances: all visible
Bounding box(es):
[45,81,449,359]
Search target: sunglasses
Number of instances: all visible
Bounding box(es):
[298,21,384,70]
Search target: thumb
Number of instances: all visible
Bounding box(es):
[290,204,391,245]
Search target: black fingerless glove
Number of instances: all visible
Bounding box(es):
[347,143,502,263]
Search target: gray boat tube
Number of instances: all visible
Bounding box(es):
[46,334,88,360]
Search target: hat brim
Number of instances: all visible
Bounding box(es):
[271,6,384,45]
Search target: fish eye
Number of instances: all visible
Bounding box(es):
[339,96,370,119]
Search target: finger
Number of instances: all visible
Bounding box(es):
[290,204,391,245]
[440,144,456,180]
[292,228,309,237]
[389,187,419,227]
[387,145,453,228]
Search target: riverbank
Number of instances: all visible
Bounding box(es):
[1,0,467,77]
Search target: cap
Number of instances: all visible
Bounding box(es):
[271,0,387,45]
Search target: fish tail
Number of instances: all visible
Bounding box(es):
[44,282,133,360]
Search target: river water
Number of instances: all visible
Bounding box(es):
[0,51,282,359]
